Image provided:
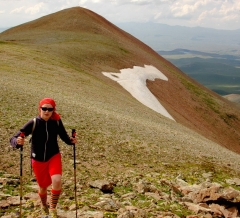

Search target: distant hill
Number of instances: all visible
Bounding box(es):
[224,94,240,103]
[116,22,240,55]
[159,48,240,60]
[223,94,240,108]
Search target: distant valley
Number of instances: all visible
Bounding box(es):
[159,49,240,95]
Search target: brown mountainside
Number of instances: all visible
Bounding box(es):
[1,6,240,153]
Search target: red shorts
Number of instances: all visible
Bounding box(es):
[32,153,62,188]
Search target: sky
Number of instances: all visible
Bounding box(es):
[0,0,240,30]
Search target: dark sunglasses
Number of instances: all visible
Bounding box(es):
[41,107,54,112]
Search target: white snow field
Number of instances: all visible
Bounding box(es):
[102,65,175,121]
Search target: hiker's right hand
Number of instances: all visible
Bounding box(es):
[16,136,24,146]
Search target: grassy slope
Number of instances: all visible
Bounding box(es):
[1,8,240,216]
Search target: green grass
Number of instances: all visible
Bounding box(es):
[177,73,221,114]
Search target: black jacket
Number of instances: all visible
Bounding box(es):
[10,116,73,162]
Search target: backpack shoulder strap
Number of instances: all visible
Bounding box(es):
[29,118,36,144]
[32,118,36,134]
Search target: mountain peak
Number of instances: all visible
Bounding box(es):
[0,7,121,43]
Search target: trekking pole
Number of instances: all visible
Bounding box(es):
[72,129,77,218]
[19,132,25,218]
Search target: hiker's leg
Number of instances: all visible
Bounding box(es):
[39,187,48,204]
[49,153,62,211]
[38,187,49,215]
[32,159,51,207]
[50,175,62,210]
[49,188,61,218]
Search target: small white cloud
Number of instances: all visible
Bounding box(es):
[25,2,44,15]
[219,3,240,18]
[128,0,152,6]
[10,6,25,14]
[170,1,207,18]
[79,0,88,4]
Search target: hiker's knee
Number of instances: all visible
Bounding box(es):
[39,187,47,195]
[51,174,62,190]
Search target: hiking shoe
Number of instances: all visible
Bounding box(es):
[41,205,49,216]
[49,208,58,218]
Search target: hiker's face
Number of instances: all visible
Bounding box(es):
[40,104,54,121]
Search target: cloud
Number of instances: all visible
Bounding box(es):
[194,0,240,27]
[169,0,210,19]
[0,0,240,30]
[10,6,25,14]
[25,2,44,15]
[149,0,240,29]
[219,2,240,18]
[126,0,154,6]
[9,3,45,15]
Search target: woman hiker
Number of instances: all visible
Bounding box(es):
[10,98,77,218]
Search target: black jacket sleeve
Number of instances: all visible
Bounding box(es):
[58,119,74,145]
[9,119,35,148]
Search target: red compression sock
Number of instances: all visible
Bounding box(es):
[38,192,47,206]
[50,189,61,210]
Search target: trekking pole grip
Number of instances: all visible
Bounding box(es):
[19,132,25,167]
[72,129,76,139]
[19,132,25,148]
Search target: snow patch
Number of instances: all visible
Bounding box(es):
[102,65,175,121]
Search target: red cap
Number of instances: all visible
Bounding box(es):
[39,98,56,108]
[39,98,60,121]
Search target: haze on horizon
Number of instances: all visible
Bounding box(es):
[0,0,239,31]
